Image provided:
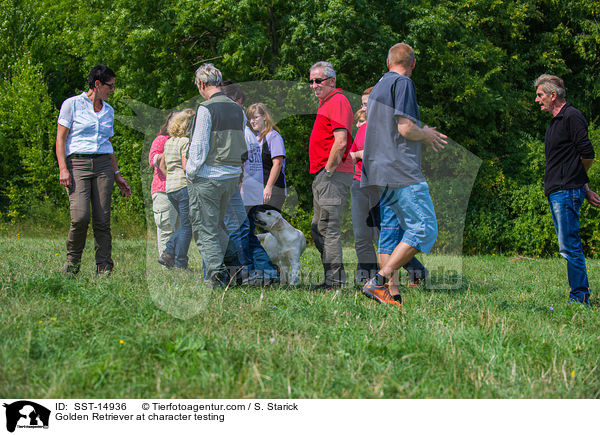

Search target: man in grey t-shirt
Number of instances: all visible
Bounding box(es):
[361,43,447,307]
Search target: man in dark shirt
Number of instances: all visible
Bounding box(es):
[534,74,600,305]
[360,43,447,306]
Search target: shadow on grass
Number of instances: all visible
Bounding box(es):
[12,274,81,297]
[450,275,500,296]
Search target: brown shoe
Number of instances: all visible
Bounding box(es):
[158,252,175,269]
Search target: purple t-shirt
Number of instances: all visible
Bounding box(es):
[261,130,286,159]
[258,130,287,193]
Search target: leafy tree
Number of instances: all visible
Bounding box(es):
[1,0,599,255]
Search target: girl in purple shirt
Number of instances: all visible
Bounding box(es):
[247,103,287,211]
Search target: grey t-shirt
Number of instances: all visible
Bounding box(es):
[361,71,426,188]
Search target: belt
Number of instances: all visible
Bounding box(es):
[68,153,111,159]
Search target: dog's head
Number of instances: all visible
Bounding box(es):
[254,207,284,232]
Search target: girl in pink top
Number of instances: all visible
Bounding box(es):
[148,111,178,255]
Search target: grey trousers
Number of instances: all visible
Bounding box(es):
[311,170,353,285]
[188,176,239,280]
[152,192,177,256]
[350,180,380,281]
[66,154,114,270]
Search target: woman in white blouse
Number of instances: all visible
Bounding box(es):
[55,65,131,276]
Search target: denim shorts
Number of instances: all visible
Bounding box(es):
[378,182,438,254]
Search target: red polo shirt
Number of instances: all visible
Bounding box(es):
[308,88,354,174]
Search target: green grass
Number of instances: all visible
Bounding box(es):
[1,235,599,398]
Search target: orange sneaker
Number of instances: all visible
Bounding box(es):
[384,283,403,304]
[362,278,402,307]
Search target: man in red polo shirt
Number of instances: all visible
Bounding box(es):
[308,61,354,288]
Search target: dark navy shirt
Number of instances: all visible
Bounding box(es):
[544,102,595,196]
[361,72,426,188]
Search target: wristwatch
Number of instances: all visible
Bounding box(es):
[324,168,334,178]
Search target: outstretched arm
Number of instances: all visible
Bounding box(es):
[397,117,447,152]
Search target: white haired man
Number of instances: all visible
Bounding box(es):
[308,61,354,288]
[184,63,248,287]
[534,74,600,305]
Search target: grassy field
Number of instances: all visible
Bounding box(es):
[1,233,599,399]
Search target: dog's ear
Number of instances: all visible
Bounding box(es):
[271,214,285,232]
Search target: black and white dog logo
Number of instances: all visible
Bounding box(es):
[3,401,50,432]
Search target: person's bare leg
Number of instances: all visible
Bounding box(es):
[378,242,419,282]
[378,252,400,296]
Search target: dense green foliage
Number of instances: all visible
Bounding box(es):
[1,0,599,255]
[1,236,600,398]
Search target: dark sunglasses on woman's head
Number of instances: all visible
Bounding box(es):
[308,77,332,85]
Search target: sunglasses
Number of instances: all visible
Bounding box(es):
[102,82,115,90]
[309,77,332,85]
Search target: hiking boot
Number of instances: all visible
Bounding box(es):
[408,268,429,287]
[158,252,175,269]
[362,277,401,306]
[210,271,231,288]
[64,264,80,277]
[96,265,113,276]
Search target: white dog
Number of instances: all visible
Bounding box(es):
[254,209,306,285]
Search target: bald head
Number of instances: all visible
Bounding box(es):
[387,43,415,69]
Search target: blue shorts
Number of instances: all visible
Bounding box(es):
[378,182,438,255]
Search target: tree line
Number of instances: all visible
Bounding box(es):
[1,0,599,255]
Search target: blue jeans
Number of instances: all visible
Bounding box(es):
[165,187,192,268]
[378,182,438,254]
[223,191,251,269]
[548,187,590,304]
[219,193,278,280]
[246,206,278,279]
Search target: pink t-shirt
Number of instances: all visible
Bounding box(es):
[149,135,169,195]
[349,123,366,181]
